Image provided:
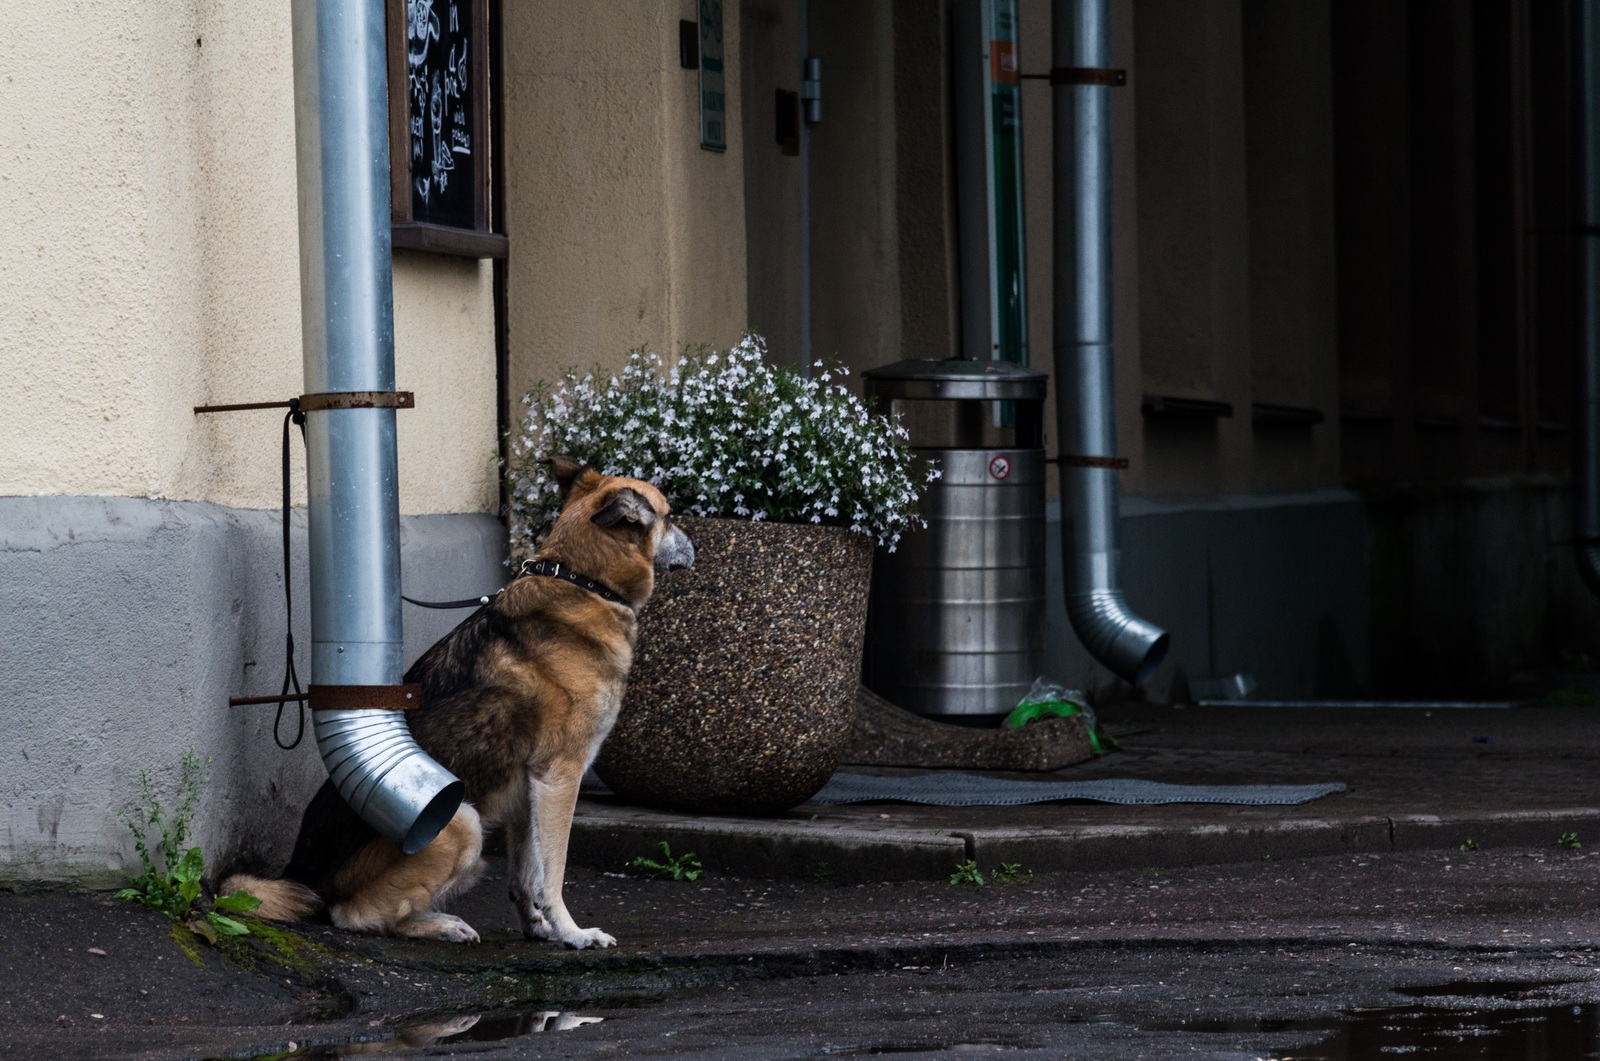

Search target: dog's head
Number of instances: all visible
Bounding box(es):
[536,457,695,608]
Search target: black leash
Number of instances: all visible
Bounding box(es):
[277,400,308,750]
[400,558,631,611]
[402,592,498,610]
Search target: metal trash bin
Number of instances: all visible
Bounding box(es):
[862,358,1048,721]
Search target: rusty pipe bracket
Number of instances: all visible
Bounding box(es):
[309,684,424,711]
[1050,454,1130,469]
[230,692,311,708]
[297,391,415,412]
[231,684,423,710]
[194,392,415,415]
[1022,67,1127,87]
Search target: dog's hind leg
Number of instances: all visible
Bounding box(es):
[329,804,485,943]
[523,759,614,950]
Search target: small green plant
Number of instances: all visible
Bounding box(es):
[991,862,1033,885]
[629,841,704,881]
[1559,832,1583,850]
[1460,838,1480,852]
[115,750,261,943]
[810,860,834,886]
[1539,688,1596,709]
[948,860,986,887]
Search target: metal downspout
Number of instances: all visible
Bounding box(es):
[1051,0,1169,684]
[290,0,463,854]
[1577,1,1600,597]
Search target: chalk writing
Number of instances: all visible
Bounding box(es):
[406,0,475,227]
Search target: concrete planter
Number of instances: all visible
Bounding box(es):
[594,515,874,814]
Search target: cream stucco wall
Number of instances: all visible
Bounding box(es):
[500,0,749,404]
[0,2,497,516]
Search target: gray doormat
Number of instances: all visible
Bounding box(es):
[811,771,1347,807]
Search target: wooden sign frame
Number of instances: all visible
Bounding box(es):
[386,0,507,258]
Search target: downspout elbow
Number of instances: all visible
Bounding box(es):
[1066,583,1170,688]
[315,709,464,856]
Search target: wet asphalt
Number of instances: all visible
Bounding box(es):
[8,843,1600,1060]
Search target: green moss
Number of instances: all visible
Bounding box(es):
[168,921,208,969]
[244,919,327,968]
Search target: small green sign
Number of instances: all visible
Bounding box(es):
[986,0,1026,366]
[699,0,726,153]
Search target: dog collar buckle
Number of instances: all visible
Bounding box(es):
[519,557,632,611]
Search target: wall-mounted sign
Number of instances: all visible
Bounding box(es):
[699,0,727,152]
[385,0,507,258]
[954,0,1027,366]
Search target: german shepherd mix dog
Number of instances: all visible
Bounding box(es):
[223,458,695,949]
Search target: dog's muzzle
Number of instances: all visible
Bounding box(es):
[655,523,696,573]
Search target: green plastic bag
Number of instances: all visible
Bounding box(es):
[1003,679,1108,755]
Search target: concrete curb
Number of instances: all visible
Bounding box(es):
[570,804,1600,881]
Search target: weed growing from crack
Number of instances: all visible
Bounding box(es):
[1460,838,1480,852]
[1559,832,1583,851]
[115,749,262,944]
[629,842,704,881]
[991,862,1032,885]
[948,860,986,887]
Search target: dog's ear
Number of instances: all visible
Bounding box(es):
[591,488,658,532]
[543,456,597,503]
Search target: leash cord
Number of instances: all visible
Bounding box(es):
[276,400,307,750]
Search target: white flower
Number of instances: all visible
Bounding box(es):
[503,335,931,554]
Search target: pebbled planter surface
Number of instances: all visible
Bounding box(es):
[595,515,874,814]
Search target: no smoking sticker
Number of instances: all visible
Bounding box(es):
[988,456,1011,480]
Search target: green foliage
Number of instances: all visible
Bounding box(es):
[991,862,1032,885]
[1559,832,1583,850]
[1539,688,1596,708]
[1459,838,1480,852]
[629,842,704,881]
[948,860,986,887]
[114,749,261,944]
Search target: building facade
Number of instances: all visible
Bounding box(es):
[3,0,1595,882]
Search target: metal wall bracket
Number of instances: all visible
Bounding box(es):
[1023,67,1127,87]
[1051,454,1130,469]
[195,391,415,415]
[309,683,424,711]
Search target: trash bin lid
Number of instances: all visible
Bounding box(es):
[862,358,1047,401]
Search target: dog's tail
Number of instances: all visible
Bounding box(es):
[218,873,323,923]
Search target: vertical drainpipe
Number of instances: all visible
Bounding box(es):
[1051,0,1170,684]
[1576,0,1600,598]
[290,0,463,853]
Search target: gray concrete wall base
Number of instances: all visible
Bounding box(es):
[1043,482,1592,704]
[0,496,506,885]
[1043,490,1370,703]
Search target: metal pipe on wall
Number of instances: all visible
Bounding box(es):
[290,0,462,853]
[1576,0,1600,598]
[1051,0,1169,684]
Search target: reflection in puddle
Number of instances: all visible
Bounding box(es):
[289,1009,603,1058]
[1164,981,1600,1060]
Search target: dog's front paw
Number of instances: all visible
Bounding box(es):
[561,926,616,950]
[519,910,556,941]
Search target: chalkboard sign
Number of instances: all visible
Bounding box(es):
[386,0,506,257]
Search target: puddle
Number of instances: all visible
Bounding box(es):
[1162,981,1600,1060]
[820,1046,1014,1056]
[227,1008,605,1059]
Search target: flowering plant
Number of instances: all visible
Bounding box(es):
[505,334,937,555]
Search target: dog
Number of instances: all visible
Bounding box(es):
[222,457,695,949]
